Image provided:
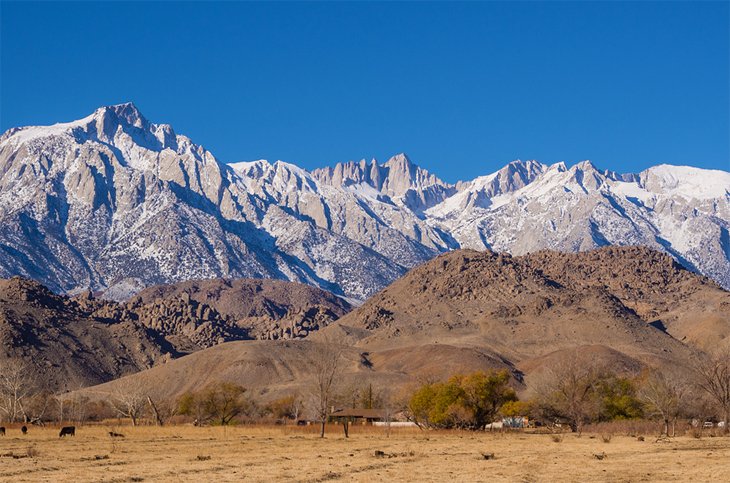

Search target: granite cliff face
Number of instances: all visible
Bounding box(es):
[0,103,727,300]
[0,104,408,300]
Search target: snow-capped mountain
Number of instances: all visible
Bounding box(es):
[426,160,730,288]
[0,103,727,299]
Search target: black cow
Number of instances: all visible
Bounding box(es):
[59,426,75,438]
[21,425,27,435]
[0,426,5,436]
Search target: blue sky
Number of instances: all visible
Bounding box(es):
[1,1,728,182]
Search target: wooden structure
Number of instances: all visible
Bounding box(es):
[330,408,387,424]
[330,408,388,437]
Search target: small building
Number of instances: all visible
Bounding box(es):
[330,408,388,425]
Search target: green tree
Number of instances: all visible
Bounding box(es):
[429,380,465,428]
[499,400,532,418]
[408,370,517,429]
[458,370,517,429]
[409,382,438,428]
[597,376,644,421]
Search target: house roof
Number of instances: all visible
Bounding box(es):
[331,408,387,419]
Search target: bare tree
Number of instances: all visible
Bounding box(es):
[381,388,397,438]
[110,379,148,426]
[530,357,602,434]
[0,359,36,423]
[638,368,687,437]
[146,385,178,426]
[201,382,249,426]
[23,390,55,426]
[685,393,715,438]
[693,351,730,434]
[58,393,91,424]
[178,382,249,426]
[307,338,345,438]
[147,396,163,426]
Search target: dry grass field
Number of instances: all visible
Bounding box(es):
[1,424,730,482]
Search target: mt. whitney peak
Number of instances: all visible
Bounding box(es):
[0,103,728,300]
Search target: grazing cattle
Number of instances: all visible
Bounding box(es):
[59,426,76,438]
[21,425,27,435]
[108,431,125,438]
[0,427,5,436]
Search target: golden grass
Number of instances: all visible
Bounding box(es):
[1,424,729,482]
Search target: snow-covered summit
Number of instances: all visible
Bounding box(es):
[639,164,730,200]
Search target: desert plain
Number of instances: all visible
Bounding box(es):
[1,424,730,482]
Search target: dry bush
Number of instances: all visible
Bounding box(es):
[601,433,612,443]
[26,445,39,458]
[550,434,563,443]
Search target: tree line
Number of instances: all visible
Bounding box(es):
[407,351,730,436]
[3,347,730,437]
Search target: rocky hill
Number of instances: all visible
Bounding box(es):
[0,277,350,391]
[334,247,730,357]
[0,103,727,302]
[129,278,351,341]
[0,277,165,392]
[332,248,717,367]
[75,247,729,401]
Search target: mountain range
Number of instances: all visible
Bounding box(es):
[1,102,728,300]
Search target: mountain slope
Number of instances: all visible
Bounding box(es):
[0,277,167,392]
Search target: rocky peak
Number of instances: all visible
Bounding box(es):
[489,160,547,194]
[380,153,417,195]
[86,102,149,141]
[381,153,453,196]
[564,160,606,191]
[383,152,415,175]
[105,102,148,129]
[312,153,451,198]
